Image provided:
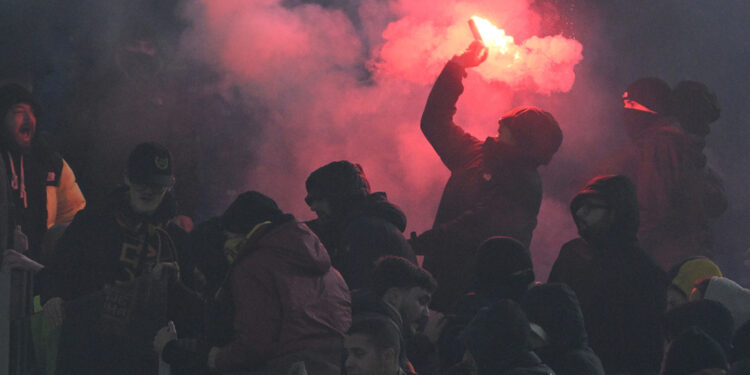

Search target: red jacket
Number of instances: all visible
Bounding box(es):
[215,218,351,373]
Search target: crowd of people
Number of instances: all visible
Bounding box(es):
[0,39,748,375]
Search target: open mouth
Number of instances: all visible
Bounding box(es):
[19,124,33,138]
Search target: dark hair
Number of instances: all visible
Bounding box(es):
[371,256,437,299]
[473,237,534,301]
[305,161,371,206]
[348,316,401,353]
[221,191,282,233]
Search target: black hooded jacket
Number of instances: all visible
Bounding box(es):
[307,192,416,290]
[548,175,667,375]
[521,284,604,375]
[412,61,549,311]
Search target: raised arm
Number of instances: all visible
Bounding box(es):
[421,42,488,171]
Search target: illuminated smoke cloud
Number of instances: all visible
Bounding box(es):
[180,0,584,278]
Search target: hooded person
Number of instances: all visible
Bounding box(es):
[548,174,667,375]
[437,237,536,370]
[661,327,729,375]
[156,190,352,375]
[458,300,555,375]
[599,77,709,270]
[410,41,563,311]
[667,256,723,311]
[520,283,605,375]
[304,160,416,290]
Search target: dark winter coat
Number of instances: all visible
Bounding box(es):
[413,61,544,310]
[307,192,416,290]
[46,186,199,375]
[213,217,351,374]
[597,119,711,269]
[521,283,604,375]
[548,176,667,375]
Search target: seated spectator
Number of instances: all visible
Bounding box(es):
[661,327,728,375]
[352,256,437,374]
[549,174,667,374]
[521,283,604,375]
[690,276,750,331]
[456,300,555,375]
[305,161,417,290]
[155,191,351,375]
[667,257,723,311]
[345,316,406,375]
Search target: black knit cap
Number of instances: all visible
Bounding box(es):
[126,142,174,186]
[623,77,671,115]
[0,83,39,118]
[669,80,720,136]
[221,191,282,234]
[305,161,371,204]
[662,327,728,375]
[474,237,534,291]
[498,106,562,166]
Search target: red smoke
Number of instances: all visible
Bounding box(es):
[180,0,585,279]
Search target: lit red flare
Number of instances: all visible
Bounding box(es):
[469,16,515,55]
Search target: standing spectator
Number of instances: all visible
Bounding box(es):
[549,174,667,374]
[410,41,563,310]
[0,83,85,264]
[157,191,352,375]
[305,160,416,290]
[345,317,406,375]
[42,142,195,375]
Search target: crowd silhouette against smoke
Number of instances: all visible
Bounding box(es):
[1,0,750,373]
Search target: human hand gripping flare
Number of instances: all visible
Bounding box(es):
[450,40,488,69]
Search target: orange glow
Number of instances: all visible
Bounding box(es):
[470,16,514,55]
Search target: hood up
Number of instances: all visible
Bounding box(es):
[570,174,639,245]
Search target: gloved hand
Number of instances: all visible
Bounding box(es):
[450,41,488,68]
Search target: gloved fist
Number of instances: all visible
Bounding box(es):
[450,41,488,68]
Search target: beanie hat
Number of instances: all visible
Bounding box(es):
[126,142,174,186]
[622,77,671,115]
[662,327,728,375]
[670,257,723,298]
[221,191,282,234]
[669,80,720,136]
[0,83,39,119]
[498,106,562,166]
[305,161,371,204]
[474,237,534,298]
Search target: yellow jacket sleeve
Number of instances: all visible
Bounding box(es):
[46,160,86,228]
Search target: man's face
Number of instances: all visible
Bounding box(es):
[344,334,397,375]
[307,197,334,224]
[574,197,613,245]
[3,103,36,151]
[125,177,170,214]
[391,287,431,337]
